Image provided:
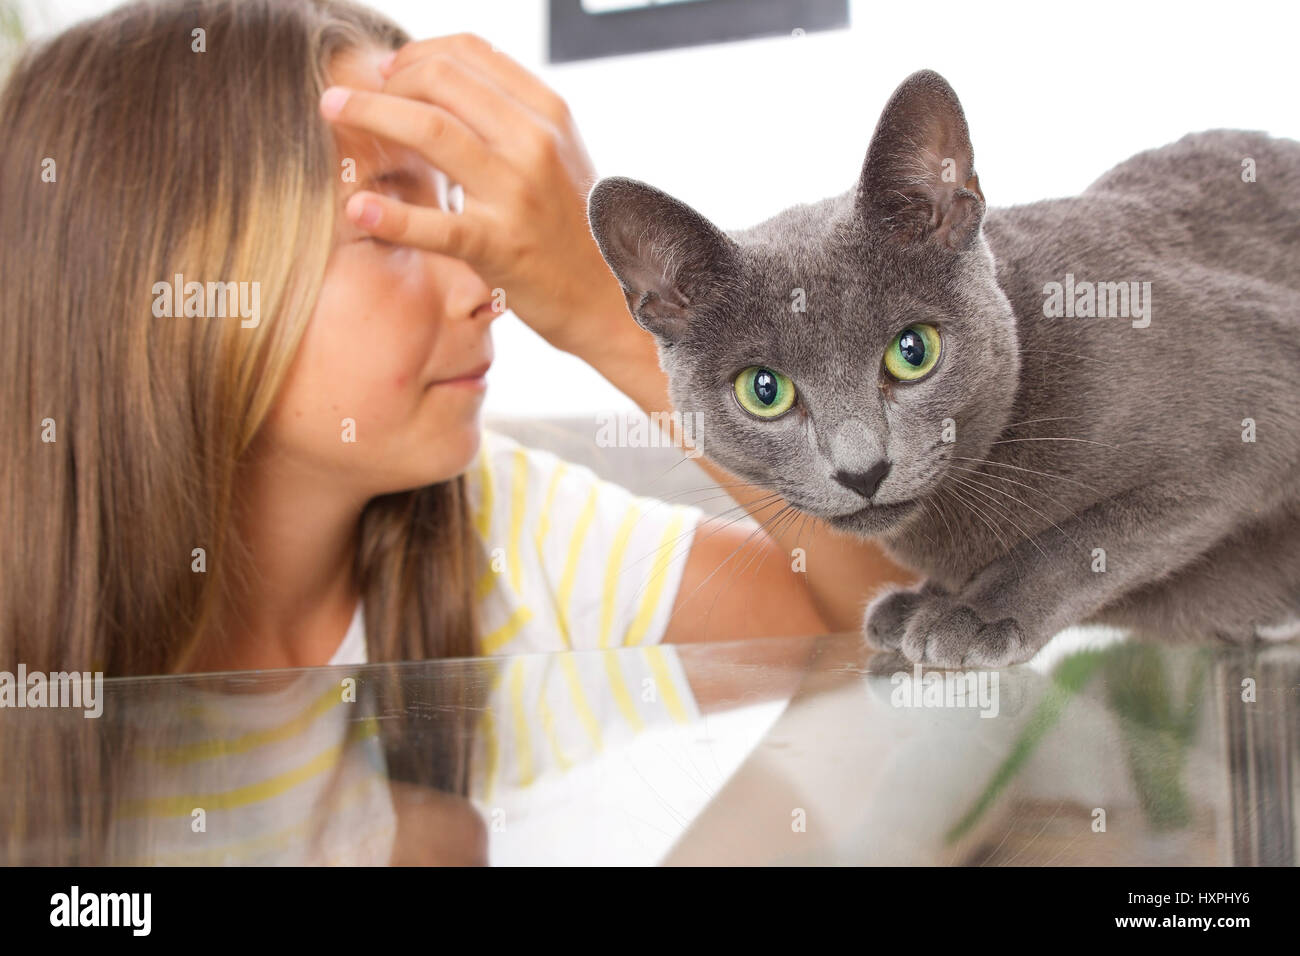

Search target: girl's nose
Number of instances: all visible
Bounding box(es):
[436,258,500,323]
[472,294,503,322]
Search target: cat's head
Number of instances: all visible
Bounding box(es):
[588,70,1019,537]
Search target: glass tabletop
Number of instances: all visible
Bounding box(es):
[2,628,1295,866]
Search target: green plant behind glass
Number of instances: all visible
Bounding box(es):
[946,642,1207,845]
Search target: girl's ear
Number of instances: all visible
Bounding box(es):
[856,69,985,251]
[587,176,739,343]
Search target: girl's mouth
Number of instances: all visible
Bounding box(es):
[427,360,492,389]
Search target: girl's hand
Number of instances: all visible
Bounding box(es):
[319,33,629,358]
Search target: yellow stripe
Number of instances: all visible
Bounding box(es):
[474,566,497,602]
[119,719,379,818]
[480,604,533,656]
[599,502,643,649]
[141,684,346,765]
[602,650,645,733]
[536,661,573,772]
[117,769,387,865]
[644,646,690,725]
[508,659,535,787]
[474,655,514,803]
[533,463,572,644]
[478,707,500,803]
[555,487,600,649]
[560,654,603,753]
[473,439,494,538]
[534,462,568,550]
[537,693,573,773]
[623,511,688,647]
[508,448,528,595]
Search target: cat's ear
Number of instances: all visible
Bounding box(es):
[587,177,738,343]
[857,70,986,251]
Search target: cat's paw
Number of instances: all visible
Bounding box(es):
[863,587,927,651]
[866,589,1036,667]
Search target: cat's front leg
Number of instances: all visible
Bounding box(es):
[863,486,1235,667]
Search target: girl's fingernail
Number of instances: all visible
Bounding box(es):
[348,194,382,228]
[378,50,397,73]
[320,86,350,117]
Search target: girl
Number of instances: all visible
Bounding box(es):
[0,0,913,863]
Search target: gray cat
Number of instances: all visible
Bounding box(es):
[587,69,1300,666]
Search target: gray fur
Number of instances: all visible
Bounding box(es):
[588,70,1300,666]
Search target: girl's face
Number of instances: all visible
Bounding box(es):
[256,47,499,498]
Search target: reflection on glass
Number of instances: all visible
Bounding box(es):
[2,633,1296,865]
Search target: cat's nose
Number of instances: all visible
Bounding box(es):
[834,461,891,499]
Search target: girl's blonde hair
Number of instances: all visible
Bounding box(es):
[0,0,483,862]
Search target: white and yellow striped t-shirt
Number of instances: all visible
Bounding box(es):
[109,429,707,865]
[332,427,705,661]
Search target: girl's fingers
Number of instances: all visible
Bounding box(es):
[379,52,541,150]
[382,33,572,128]
[320,87,503,195]
[345,190,482,261]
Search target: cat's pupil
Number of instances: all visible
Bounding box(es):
[898,329,925,367]
[753,369,779,405]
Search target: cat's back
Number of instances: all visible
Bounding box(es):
[1084,130,1297,203]
[1082,130,1300,292]
[985,130,1300,305]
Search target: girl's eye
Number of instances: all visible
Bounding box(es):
[733,366,796,419]
[883,323,942,381]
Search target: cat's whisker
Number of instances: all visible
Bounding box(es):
[997,416,1085,430]
[989,436,1119,449]
[940,486,1023,574]
[911,498,941,551]
[947,473,1054,562]
[948,475,1027,539]
[695,503,803,625]
[651,488,785,511]
[643,479,787,506]
[949,470,1080,552]
[948,464,1083,524]
[950,456,1101,495]
[922,491,961,556]
[691,496,787,528]
[669,507,783,623]
[673,499,808,626]
[941,483,1021,569]
[611,492,787,585]
[685,493,789,550]
[742,503,805,582]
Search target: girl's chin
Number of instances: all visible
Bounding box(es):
[425,419,485,480]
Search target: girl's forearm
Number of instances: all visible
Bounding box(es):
[576,302,920,631]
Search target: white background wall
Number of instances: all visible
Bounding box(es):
[27,0,1300,417]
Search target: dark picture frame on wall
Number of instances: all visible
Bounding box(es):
[547,0,850,63]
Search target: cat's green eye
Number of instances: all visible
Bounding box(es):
[733,366,796,419]
[883,323,942,381]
